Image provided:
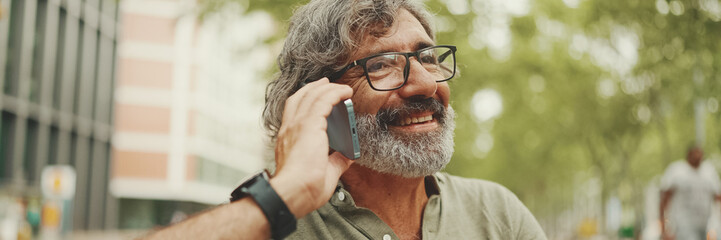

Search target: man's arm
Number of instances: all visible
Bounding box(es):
[143,197,271,239]
[142,176,322,239]
[717,195,721,218]
[143,78,354,239]
[659,189,674,239]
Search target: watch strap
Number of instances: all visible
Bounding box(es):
[230,171,297,239]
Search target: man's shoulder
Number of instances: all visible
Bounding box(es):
[433,172,547,239]
[700,160,717,171]
[436,172,513,190]
[435,172,520,204]
[662,160,688,177]
[668,160,688,169]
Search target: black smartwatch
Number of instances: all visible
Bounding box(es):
[230,170,297,239]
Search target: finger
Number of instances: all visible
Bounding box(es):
[295,77,330,103]
[293,81,335,114]
[282,78,330,124]
[296,84,353,122]
[294,81,349,115]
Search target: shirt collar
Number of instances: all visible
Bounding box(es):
[335,172,444,200]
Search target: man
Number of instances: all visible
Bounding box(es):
[147,0,546,239]
[660,146,721,240]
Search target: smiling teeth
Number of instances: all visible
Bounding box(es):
[400,115,433,126]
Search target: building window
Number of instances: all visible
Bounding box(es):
[53,8,67,110]
[1,112,16,179]
[24,119,39,184]
[4,0,25,96]
[69,132,78,166]
[72,21,85,115]
[48,126,59,165]
[30,0,49,103]
[196,157,243,187]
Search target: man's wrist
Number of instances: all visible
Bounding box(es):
[269,174,316,218]
[230,171,297,239]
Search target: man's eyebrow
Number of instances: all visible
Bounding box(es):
[364,41,436,57]
[415,41,434,51]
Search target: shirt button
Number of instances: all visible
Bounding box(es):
[337,192,346,201]
[383,234,391,240]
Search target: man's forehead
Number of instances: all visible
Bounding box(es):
[350,9,434,60]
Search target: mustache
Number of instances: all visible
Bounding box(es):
[375,98,446,130]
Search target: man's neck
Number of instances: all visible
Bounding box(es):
[340,164,429,240]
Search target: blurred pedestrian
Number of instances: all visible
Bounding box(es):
[660,146,721,240]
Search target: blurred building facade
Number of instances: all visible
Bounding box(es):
[111,0,271,228]
[0,0,119,231]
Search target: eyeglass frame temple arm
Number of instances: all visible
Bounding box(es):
[328,61,359,82]
[299,60,358,90]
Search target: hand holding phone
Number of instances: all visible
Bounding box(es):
[269,77,355,219]
[299,80,360,159]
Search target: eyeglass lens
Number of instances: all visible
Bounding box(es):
[364,46,455,90]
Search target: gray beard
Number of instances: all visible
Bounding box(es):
[354,106,455,178]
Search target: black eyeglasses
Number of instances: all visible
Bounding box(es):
[328,45,457,91]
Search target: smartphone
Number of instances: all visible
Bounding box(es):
[327,99,361,159]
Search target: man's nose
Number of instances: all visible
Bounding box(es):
[396,59,437,99]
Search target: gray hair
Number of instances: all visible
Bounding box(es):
[263,0,436,140]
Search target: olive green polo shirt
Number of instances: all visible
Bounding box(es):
[286,172,547,240]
